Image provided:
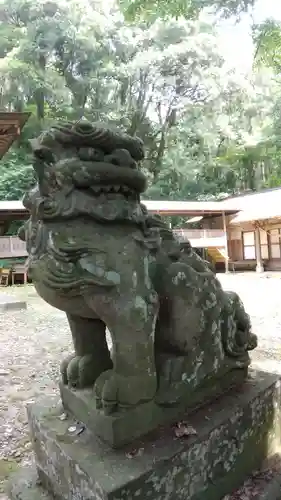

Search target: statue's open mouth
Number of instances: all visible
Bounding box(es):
[54,158,147,197]
[89,183,138,198]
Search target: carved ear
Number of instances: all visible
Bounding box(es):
[22,185,40,210]
[29,138,41,152]
[29,139,56,196]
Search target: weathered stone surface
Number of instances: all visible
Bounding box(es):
[0,293,27,311]
[59,367,248,447]
[9,462,281,500]
[258,474,281,500]
[8,466,53,499]
[9,370,280,500]
[18,119,257,444]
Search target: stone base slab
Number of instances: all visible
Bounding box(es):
[8,463,281,500]
[8,466,53,500]
[8,370,281,500]
[60,366,248,448]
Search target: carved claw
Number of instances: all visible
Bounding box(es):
[60,353,112,389]
[94,369,157,415]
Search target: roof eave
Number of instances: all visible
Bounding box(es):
[145,209,239,216]
[0,112,31,160]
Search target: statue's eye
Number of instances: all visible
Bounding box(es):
[35,150,45,160]
[111,158,121,166]
[34,148,55,163]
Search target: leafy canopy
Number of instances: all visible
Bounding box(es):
[120,0,256,21]
[1,0,281,231]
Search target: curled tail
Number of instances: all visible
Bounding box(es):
[221,291,257,358]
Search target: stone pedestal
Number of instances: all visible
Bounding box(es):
[8,371,281,500]
[59,366,248,448]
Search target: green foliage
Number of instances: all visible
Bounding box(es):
[120,0,255,22]
[0,150,35,200]
[253,20,281,72]
[0,0,281,215]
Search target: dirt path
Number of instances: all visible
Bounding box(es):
[1,275,281,497]
[0,286,71,495]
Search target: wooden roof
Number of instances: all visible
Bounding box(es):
[0,112,31,160]
[0,201,29,221]
[143,200,238,216]
[0,199,239,221]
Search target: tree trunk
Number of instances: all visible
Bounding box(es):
[34,53,46,126]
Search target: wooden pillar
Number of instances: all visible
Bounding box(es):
[222,211,229,273]
[255,226,264,273]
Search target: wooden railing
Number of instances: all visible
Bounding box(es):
[0,236,27,258]
[173,229,226,248]
[0,229,226,258]
[173,229,225,239]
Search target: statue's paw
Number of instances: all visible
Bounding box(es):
[160,355,188,384]
[248,333,258,350]
[60,353,112,389]
[94,369,157,415]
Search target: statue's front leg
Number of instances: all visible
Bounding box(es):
[94,293,159,414]
[61,314,112,388]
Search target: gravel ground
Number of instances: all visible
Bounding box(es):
[1,273,281,498]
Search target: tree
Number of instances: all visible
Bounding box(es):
[252,20,281,187]
[253,19,281,72]
[0,150,35,200]
[120,0,256,22]
[0,0,280,215]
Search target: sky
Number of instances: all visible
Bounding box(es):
[216,0,281,71]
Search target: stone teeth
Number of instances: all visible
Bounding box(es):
[91,186,101,193]
[100,185,120,193]
[90,184,134,196]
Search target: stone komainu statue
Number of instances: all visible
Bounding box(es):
[19,121,257,418]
